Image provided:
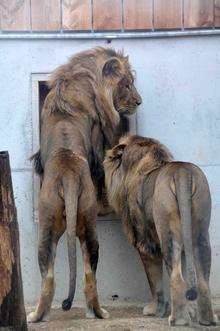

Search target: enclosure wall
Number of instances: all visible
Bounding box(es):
[0,36,219,304]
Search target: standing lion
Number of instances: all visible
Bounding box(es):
[104,134,218,327]
[28,48,142,323]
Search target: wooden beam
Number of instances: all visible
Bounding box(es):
[31,0,61,31]
[154,0,182,30]
[0,151,27,331]
[0,0,30,31]
[62,0,91,30]
[123,0,153,30]
[93,0,122,31]
[184,0,214,28]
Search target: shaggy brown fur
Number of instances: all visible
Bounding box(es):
[104,135,218,327]
[28,48,141,323]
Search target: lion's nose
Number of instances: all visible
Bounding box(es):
[136,98,142,106]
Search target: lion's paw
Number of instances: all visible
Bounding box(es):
[199,314,219,326]
[168,314,191,327]
[86,307,109,319]
[27,311,41,323]
[100,308,109,319]
[143,300,157,316]
[27,310,50,323]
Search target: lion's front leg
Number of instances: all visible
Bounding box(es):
[139,252,169,318]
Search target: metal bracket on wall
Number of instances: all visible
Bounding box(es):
[1,29,220,40]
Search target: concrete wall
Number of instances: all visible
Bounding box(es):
[0,36,220,305]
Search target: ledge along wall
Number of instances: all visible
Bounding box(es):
[0,35,220,305]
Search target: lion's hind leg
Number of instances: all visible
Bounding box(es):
[195,233,218,326]
[154,195,191,326]
[77,171,109,320]
[166,237,191,327]
[159,222,190,326]
[79,218,109,320]
[28,193,65,323]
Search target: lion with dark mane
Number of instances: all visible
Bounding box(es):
[104,134,218,327]
[28,48,141,323]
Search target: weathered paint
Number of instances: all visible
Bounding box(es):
[0,36,219,304]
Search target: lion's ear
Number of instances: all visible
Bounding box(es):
[112,143,126,159]
[102,58,123,77]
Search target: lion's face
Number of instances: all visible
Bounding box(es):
[102,55,142,116]
[113,76,142,115]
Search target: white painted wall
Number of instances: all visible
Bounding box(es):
[0,36,219,305]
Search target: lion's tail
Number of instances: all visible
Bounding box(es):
[174,167,197,301]
[61,174,79,311]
